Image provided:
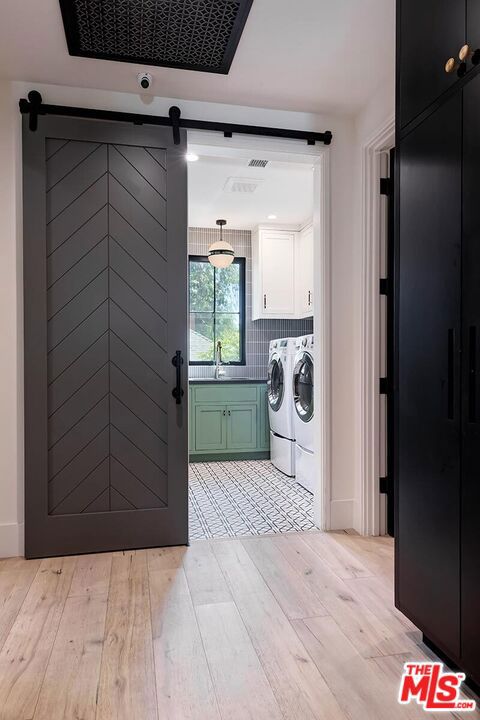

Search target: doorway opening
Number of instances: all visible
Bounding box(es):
[185,133,330,541]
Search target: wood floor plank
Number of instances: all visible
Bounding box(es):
[68,552,112,597]
[302,531,374,579]
[345,574,421,636]
[96,550,158,720]
[0,561,41,652]
[149,567,221,720]
[293,615,408,720]
[182,540,232,607]
[196,600,284,720]
[147,546,186,573]
[0,557,40,573]
[330,533,394,579]
[275,534,414,658]
[0,556,76,720]
[212,539,347,720]
[242,536,328,619]
[33,593,107,720]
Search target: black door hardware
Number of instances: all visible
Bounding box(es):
[172,350,184,405]
[19,92,333,146]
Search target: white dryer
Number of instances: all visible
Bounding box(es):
[267,338,297,476]
[293,334,315,493]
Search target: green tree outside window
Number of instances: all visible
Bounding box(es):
[189,256,245,364]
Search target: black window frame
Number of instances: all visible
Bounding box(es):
[188,254,246,366]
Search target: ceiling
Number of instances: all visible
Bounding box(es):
[0,0,394,115]
[187,151,313,229]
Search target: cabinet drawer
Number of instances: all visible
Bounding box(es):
[192,385,258,405]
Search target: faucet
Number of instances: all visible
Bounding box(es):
[214,341,226,379]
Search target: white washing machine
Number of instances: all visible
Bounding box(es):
[293,334,315,493]
[267,338,297,476]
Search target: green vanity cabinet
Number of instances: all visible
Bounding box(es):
[189,382,270,462]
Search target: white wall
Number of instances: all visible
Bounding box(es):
[0,80,24,557]
[0,79,359,556]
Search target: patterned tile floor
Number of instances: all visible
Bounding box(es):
[189,459,315,541]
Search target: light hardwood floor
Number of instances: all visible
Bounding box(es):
[0,531,477,720]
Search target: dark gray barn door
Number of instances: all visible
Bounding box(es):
[23,116,188,558]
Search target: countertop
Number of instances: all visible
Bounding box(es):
[189,377,267,385]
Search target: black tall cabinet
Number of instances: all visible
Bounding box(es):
[396,0,480,688]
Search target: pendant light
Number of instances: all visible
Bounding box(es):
[208,219,235,268]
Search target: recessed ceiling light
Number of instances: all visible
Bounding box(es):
[268,214,277,220]
[186,152,199,162]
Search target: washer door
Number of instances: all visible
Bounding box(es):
[267,356,285,411]
[293,352,314,422]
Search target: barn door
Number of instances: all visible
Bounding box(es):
[23,116,188,558]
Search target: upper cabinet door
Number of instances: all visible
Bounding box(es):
[258,229,296,317]
[296,225,314,317]
[398,0,465,128]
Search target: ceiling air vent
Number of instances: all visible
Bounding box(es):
[248,159,269,168]
[224,177,263,194]
[59,0,254,75]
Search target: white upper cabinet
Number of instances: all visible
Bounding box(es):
[252,224,314,320]
[295,224,314,318]
[252,227,296,319]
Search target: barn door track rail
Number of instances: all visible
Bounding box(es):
[19,90,333,146]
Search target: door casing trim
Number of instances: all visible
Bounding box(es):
[359,116,395,536]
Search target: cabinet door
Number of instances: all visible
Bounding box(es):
[194,405,226,451]
[398,0,465,128]
[461,75,480,685]
[261,230,296,315]
[296,226,314,316]
[396,93,462,658]
[226,404,257,450]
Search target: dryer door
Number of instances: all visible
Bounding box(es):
[293,352,314,422]
[267,355,285,411]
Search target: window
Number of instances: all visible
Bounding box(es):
[189,255,245,365]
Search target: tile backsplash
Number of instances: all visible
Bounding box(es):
[188,227,313,380]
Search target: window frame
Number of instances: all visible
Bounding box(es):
[188,254,246,366]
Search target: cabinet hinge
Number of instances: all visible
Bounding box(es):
[379,476,390,494]
[379,278,389,295]
[380,177,393,196]
[380,377,389,395]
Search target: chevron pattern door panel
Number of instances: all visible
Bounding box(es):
[23,117,188,557]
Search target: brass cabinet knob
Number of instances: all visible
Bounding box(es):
[445,57,458,73]
[459,44,473,61]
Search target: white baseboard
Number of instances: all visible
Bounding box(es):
[0,522,24,558]
[329,499,355,530]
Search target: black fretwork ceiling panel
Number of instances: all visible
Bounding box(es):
[59,0,253,74]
